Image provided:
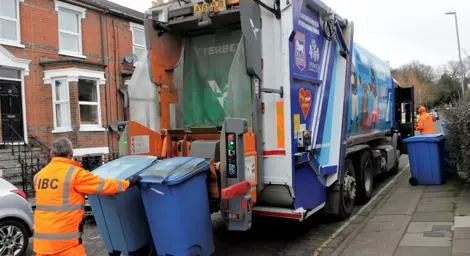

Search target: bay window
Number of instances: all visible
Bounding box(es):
[44,68,105,133]
[78,79,102,130]
[52,79,72,132]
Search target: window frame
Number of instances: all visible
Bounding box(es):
[78,78,103,131]
[55,1,86,58]
[0,0,24,48]
[51,78,72,133]
[44,68,106,133]
[130,22,146,61]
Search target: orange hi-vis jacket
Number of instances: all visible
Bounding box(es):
[416,112,437,135]
[33,157,130,255]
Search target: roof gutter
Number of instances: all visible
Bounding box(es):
[59,0,144,23]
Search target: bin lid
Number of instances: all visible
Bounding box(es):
[140,157,209,185]
[92,155,158,180]
[403,134,445,143]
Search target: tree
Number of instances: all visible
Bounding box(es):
[392,61,436,107]
[433,73,460,104]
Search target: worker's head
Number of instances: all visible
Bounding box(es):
[51,137,73,158]
[418,106,426,114]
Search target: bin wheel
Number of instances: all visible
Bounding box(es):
[409,177,418,186]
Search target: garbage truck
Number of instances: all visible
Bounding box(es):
[116,0,415,232]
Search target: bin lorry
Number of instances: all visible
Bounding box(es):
[116,0,415,232]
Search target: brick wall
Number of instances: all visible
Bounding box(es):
[1,0,140,156]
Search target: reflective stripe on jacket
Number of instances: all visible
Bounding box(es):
[33,157,130,255]
[416,112,437,135]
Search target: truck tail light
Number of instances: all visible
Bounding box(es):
[11,189,27,199]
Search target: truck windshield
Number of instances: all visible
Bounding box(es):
[173,29,252,129]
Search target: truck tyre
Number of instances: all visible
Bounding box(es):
[390,155,400,175]
[392,132,399,150]
[356,151,374,204]
[337,159,356,219]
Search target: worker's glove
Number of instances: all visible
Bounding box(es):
[127,175,141,188]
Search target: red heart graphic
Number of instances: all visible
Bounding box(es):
[299,88,312,119]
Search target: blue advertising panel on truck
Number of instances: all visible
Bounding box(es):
[348,44,395,137]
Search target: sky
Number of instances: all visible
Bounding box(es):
[110,0,470,68]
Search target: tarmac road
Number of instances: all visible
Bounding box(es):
[26,156,410,256]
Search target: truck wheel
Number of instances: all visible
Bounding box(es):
[338,159,356,219]
[392,133,399,150]
[356,151,374,204]
[390,155,400,175]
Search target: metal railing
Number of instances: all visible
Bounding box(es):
[6,122,43,197]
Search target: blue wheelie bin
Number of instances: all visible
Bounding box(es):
[88,155,158,255]
[403,134,446,185]
[139,157,215,256]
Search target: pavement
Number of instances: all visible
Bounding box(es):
[329,170,470,256]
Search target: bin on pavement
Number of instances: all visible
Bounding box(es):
[403,134,446,185]
[140,157,215,256]
[88,155,158,255]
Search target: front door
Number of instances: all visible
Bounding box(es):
[0,80,24,142]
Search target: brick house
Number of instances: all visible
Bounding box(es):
[0,0,146,165]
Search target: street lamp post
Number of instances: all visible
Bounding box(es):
[445,11,465,96]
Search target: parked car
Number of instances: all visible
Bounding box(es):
[0,178,34,256]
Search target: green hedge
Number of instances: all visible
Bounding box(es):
[444,95,470,181]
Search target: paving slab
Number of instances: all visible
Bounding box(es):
[454,201,470,216]
[339,231,404,256]
[452,239,470,256]
[393,246,451,256]
[411,212,454,222]
[419,197,456,205]
[399,233,452,247]
[415,198,454,213]
[362,215,411,232]
[422,191,455,198]
[377,186,424,216]
[454,216,470,228]
[407,222,453,233]
[425,185,456,193]
[423,231,452,238]
[433,224,454,232]
[454,227,470,239]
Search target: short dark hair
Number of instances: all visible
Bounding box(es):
[52,138,73,157]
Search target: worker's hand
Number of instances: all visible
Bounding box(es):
[127,175,141,188]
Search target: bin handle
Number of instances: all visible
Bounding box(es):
[150,187,164,195]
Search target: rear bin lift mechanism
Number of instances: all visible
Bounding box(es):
[221,118,252,231]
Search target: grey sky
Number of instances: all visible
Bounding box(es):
[110,0,469,68]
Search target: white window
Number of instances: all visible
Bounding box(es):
[130,23,146,61]
[55,1,86,58]
[44,68,106,133]
[52,79,72,132]
[78,79,102,130]
[0,0,23,48]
